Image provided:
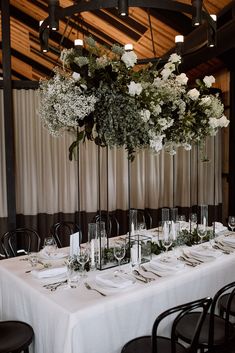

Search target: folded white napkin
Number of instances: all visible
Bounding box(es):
[214,222,228,234]
[150,258,184,275]
[95,273,133,289]
[39,249,67,260]
[31,266,67,279]
[221,237,235,247]
[188,248,221,262]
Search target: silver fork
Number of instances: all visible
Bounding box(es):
[141,265,162,277]
[84,282,106,296]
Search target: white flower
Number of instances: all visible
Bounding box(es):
[169,53,181,63]
[183,143,192,151]
[140,109,150,122]
[121,51,137,68]
[96,55,109,68]
[164,62,175,72]
[187,88,200,100]
[72,72,81,81]
[158,118,174,130]
[128,81,143,96]
[74,56,89,67]
[200,96,211,105]
[176,73,188,85]
[203,75,215,88]
[149,133,164,153]
[219,115,229,127]
[161,68,172,80]
[209,118,219,129]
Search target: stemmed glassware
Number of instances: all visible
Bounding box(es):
[198,225,207,244]
[113,241,126,272]
[162,221,173,259]
[65,256,77,289]
[43,237,57,257]
[77,247,89,278]
[228,216,235,232]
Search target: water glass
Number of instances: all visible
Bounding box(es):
[228,216,235,232]
[28,252,39,267]
[43,236,57,256]
[65,256,79,289]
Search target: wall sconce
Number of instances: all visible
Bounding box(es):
[118,0,128,17]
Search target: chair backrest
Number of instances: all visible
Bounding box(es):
[95,213,120,237]
[50,221,81,248]
[208,281,235,348]
[152,297,212,353]
[1,228,41,258]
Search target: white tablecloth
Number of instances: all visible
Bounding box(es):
[0,247,235,353]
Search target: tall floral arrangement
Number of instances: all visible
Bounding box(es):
[39,37,229,161]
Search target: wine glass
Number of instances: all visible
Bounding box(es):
[113,241,126,272]
[43,237,57,256]
[198,224,207,244]
[137,222,146,231]
[162,221,173,259]
[228,216,235,232]
[77,247,89,278]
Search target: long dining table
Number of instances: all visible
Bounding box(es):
[0,237,235,353]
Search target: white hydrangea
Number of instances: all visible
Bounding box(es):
[187,88,200,100]
[121,51,137,68]
[128,81,143,96]
[203,75,215,88]
[158,118,174,130]
[176,73,188,85]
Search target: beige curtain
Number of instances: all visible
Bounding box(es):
[0,89,222,220]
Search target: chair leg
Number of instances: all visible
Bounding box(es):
[24,348,29,353]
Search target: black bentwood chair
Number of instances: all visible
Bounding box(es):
[121,297,212,353]
[1,228,41,258]
[0,320,34,353]
[50,221,81,248]
[175,282,235,353]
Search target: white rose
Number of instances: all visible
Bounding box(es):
[209,117,219,129]
[121,51,137,68]
[127,81,143,96]
[140,109,151,122]
[72,72,81,81]
[161,68,171,80]
[149,134,164,153]
[200,96,211,105]
[203,75,215,88]
[169,53,181,63]
[187,88,200,100]
[164,62,175,72]
[176,73,188,85]
[219,115,230,127]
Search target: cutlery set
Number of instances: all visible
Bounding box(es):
[43,280,67,291]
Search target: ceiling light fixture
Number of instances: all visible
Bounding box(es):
[192,0,202,26]
[48,0,59,31]
[118,0,128,17]
[39,0,217,63]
